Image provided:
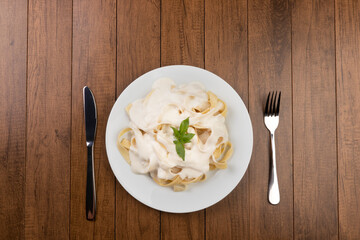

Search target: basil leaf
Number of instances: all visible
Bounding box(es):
[172,118,192,161]
[181,133,195,143]
[171,127,181,139]
[174,141,185,160]
[179,117,189,135]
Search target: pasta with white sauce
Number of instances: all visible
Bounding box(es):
[117,78,233,191]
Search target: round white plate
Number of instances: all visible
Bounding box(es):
[106,65,253,213]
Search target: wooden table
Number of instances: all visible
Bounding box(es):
[1,0,359,239]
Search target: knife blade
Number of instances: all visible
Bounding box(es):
[83,86,97,221]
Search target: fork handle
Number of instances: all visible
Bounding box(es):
[268,132,280,205]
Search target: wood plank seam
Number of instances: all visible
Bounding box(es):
[115,0,118,239]
[247,0,251,238]
[70,0,73,239]
[334,0,339,238]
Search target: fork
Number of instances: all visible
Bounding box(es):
[264,91,281,205]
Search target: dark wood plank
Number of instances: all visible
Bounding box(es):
[116,0,161,239]
[26,0,72,238]
[205,0,249,239]
[292,0,338,239]
[0,0,27,239]
[70,0,116,238]
[336,0,360,239]
[161,0,205,239]
[161,0,204,67]
[248,0,293,239]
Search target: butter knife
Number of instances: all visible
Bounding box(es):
[83,86,97,221]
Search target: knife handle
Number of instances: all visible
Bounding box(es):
[86,144,96,221]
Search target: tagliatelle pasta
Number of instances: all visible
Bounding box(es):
[117,78,233,191]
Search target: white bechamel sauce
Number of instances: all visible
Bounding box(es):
[127,78,229,180]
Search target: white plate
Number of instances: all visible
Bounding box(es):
[106,65,253,213]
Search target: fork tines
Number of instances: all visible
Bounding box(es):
[265,91,281,116]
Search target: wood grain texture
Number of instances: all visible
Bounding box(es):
[336,0,360,239]
[161,0,205,239]
[205,0,249,239]
[161,0,204,67]
[26,0,72,238]
[248,0,293,239]
[70,0,116,238]
[0,0,27,239]
[292,0,338,239]
[116,0,161,239]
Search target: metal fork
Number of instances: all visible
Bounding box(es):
[264,91,281,205]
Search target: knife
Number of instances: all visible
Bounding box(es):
[83,86,97,221]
